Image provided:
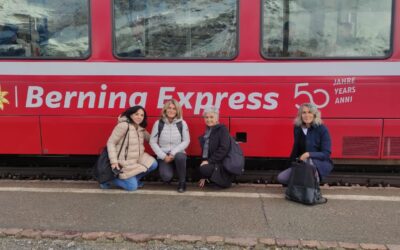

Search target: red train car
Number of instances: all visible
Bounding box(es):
[0,0,399,164]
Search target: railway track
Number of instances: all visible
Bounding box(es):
[0,167,399,187]
[1,155,399,186]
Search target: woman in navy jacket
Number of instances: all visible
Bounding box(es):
[278,103,333,203]
[198,106,234,188]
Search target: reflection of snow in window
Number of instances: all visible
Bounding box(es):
[0,0,89,58]
[262,0,392,58]
[114,0,238,59]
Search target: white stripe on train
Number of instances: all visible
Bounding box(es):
[0,62,399,76]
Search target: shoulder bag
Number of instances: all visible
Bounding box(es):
[93,124,130,183]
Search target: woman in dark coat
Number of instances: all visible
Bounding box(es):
[198,106,234,188]
[278,103,333,203]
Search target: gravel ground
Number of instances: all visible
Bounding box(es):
[0,237,295,250]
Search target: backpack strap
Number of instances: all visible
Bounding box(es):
[176,121,183,141]
[156,119,183,143]
[156,119,165,143]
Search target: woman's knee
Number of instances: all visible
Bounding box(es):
[276,173,286,185]
[124,181,138,191]
[277,168,291,185]
[174,152,187,162]
[199,164,213,178]
[116,176,138,191]
[148,161,158,172]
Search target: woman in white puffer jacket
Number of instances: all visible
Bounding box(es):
[150,99,190,193]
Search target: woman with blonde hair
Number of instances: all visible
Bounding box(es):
[150,99,190,193]
[277,103,333,204]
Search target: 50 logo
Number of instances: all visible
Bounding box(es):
[294,82,330,109]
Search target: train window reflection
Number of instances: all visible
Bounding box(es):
[113,0,238,59]
[0,0,90,59]
[261,0,393,58]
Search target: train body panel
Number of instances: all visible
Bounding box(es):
[0,0,399,162]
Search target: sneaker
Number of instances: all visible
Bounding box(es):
[314,196,328,205]
[137,181,144,189]
[99,182,111,189]
[177,182,186,193]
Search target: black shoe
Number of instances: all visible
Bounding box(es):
[163,180,172,185]
[177,182,186,193]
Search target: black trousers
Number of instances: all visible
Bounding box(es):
[199,163,215,178]
[199,163,233,188]
[158,152,187,183]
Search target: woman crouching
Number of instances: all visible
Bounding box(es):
[278,103,333,204]
[101,106,158,191]
[198,106,234,189]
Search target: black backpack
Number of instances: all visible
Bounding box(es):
[222,136,245,176]
[155,119,183,142]
[285,160,320,205]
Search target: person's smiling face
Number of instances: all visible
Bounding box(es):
[204,112,218,127]
[130,109,144,125]
[301,106,314,127]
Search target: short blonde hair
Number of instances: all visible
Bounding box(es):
[203,106,219,120]
[161,99,182,119]
[294,103,323,126]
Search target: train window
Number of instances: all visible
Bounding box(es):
[113,0,238,59]
[261,0,393,59]
[0,0,90,59]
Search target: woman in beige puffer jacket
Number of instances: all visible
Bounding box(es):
[102,106,157,191]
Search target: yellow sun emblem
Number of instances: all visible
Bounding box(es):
[0,85,10,110]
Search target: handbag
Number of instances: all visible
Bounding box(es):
[285,160,320,205]
[93,124,130,183]
[222,136,245,175]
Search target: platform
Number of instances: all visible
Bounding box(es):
[0,180,399,249]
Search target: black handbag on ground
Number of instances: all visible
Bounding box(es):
[93,125,130,183]
[222,136,245,176]
[285,160,320,205]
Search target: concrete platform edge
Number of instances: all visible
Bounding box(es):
[0,228,397,250]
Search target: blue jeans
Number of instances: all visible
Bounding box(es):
[112,161,158,191]
[277,159,319,185]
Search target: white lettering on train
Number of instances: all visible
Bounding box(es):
[26,84,147,109]
[229,92,246,110]
[26,86,43,107]
[333,77,355,85]
[24,85,279,113]
[335,96,353,104]
[194,92,214,114]
[177,92,195,109]
[158,87,279,114]
[334,86,356,95]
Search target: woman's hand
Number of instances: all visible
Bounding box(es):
[200,160,208,166]
[111,163,120,170]
[299,152,310,161]
[164,154,174,163]
[198,178,206,188]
